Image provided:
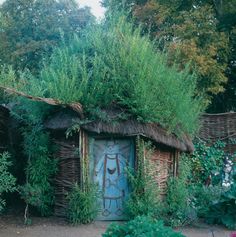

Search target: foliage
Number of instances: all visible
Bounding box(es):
[188,139,236,229]
[103,0,235,109]
[0,152,16,212]
[8,97,58,216]
[20,125,58,216]
[67,183,99,224]
[125,139,161,219]
[161,155,195,227]
[189,184,223,218]
[206,182,236,229]
[0,15,204,136]
[190,139,225,185]
[102,215,185,237]
[0,0,95,74]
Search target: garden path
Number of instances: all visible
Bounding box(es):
[0,215,233,237]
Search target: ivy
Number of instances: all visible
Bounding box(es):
[190,138,226,185]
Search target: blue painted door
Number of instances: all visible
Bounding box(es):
[90,138,134,220]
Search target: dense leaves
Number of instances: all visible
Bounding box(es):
[67,183,99,224]
[0,0,95,73]
[103,0,236,109]
[102,216,185,237]
[0,152,16,212]
[206,181,236,229]
[124,139,161,219]
[20,125,58,216]
[9,97,58,216]
[0,15,203,136]
[190,139,226,185]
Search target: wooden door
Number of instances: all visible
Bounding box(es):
[90,138,134,220]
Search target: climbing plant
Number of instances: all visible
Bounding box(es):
[0,152,16,212]
[124,138,161,219]
[9,98,58,219]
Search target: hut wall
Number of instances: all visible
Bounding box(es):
[52,130,179,217]
[149,147,177,195]
[0,106,9,153]
[53,133,80,217]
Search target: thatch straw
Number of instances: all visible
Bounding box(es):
[45,110,194,152]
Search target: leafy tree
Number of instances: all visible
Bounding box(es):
[207,1,236,112]
[0,0,95,73]
[103,0,233,106]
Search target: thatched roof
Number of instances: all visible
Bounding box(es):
[44,110,194,152]
[1,86,194,152]
[199,112,236,154]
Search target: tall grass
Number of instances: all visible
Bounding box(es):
[0,15,204,136]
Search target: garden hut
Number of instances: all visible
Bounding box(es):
[199,112,236,155]
[0,105,9,153]
[43,108,194,219]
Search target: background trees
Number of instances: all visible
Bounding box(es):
[0,0,95,73]
[103,0,236,111]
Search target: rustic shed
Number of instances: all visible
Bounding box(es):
[199,112,236,154]
[44,109,194,220]
[0,105,9,153]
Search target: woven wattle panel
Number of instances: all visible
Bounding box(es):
[149,149,174,195]
[200,113,236,156]
[54,139,80,217]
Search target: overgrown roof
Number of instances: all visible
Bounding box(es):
[0,16,203,137]
[44,110,194,152]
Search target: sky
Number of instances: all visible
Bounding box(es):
[78,0,105,19]
[0,0,105,19]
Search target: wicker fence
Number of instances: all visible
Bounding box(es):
[199,112,236,154]
[53,137,80,217]
[149,148,177,196]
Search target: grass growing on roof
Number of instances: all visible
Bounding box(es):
[0,15,204,136]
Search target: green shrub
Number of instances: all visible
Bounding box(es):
[0,152,16,212]
[67,183,99,224]
[124,139,161,219]
[102,216,185,237]
[189,184,223,218]
[190,139,225,185]
[206,170,236,229]
[187,139,236,229]
[20,125,58,216]
[161,155,195,227]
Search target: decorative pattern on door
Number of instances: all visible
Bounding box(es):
[90,138,134,220]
